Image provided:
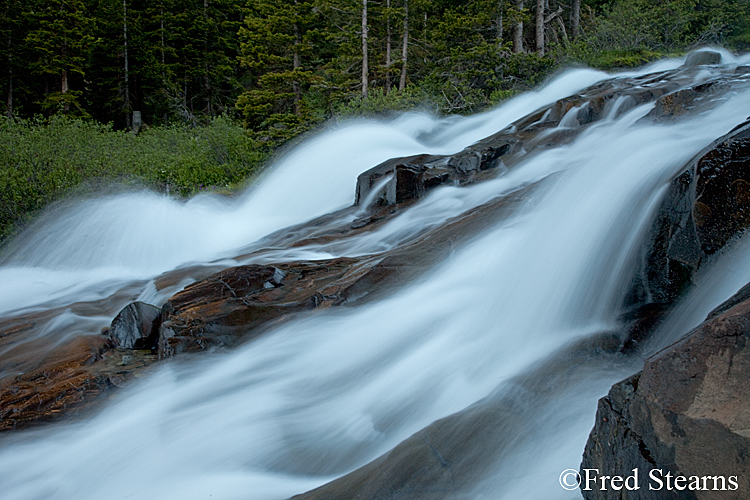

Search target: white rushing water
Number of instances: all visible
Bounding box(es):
[3,51,750,500]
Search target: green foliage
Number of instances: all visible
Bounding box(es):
[0,115,267,242]
[334,86,435,116]
[572,0,750,62]
[236,0,326,143]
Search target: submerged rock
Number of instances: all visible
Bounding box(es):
[290,332,624,500]
[684,50,722,67]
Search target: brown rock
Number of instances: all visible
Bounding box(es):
[581,289,750,500]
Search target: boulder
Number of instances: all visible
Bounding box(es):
[684,50,722,67]
[581,288,750,500]
[108,301,161,349]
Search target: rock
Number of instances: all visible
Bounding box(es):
[580,288,750,499]
[355,65,737,211]
[0,335,113,431]
[646,82,720,121]
[684,50,722,67]
[156,185,538,359]
[618,303,672,353]
[631,121,750,306]
[108,301,161,349]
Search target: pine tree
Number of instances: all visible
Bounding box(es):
[236,0,323,140]
[25,0,95,114]
[0,0,28,117]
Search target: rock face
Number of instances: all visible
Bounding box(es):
[580,288,750,500]
[629,121,750,308]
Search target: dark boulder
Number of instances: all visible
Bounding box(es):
[108,301,161,349]
[632,122,750,306]
[581,288,750,500]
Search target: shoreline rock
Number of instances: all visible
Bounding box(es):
[580,285,750,500]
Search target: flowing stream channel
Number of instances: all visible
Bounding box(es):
[3,52,750,500]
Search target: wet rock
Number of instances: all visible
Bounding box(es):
[4,61,750,433]
[684,50,722,67]
[156,184,539,359]
[108,301,161,349]
[646,82,720,121]
[0,335,114,431]
[581,288,750,500]
[618,303,672,353]
[632,121,750,305]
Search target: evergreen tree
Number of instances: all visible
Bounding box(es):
[0,0,29,117]
[25,0,95,114]
[236,0,325,140]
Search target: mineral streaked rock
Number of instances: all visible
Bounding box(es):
[630,122,750,310]
[581,289,750,500]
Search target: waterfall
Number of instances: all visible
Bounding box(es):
[2,52,750,500]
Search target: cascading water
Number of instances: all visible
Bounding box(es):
[3,51,750,500]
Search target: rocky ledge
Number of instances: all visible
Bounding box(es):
[580,282,750,500]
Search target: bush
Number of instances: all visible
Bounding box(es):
[0,115,268,242]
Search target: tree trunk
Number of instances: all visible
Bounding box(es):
[123,0,130,127]
[571,0,580,40]
[61,57,68,94]
[160,4,167,124]
[361,0,368,98]
[60,2,69,113]
[497,0,503,43]
[6,34,12,118]
[293,16,301,115]
[513,0,523,53]
[536,0,544,55]
[204,0,212,116]
[6,72,12,119]
[385,0,392,93]
[399,0,408,91]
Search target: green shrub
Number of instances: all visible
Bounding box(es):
[0,115,268,243]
